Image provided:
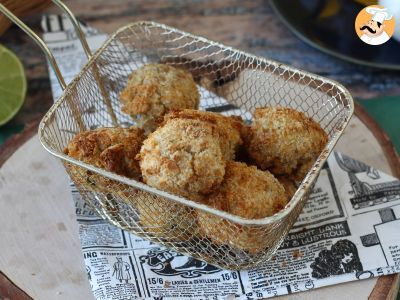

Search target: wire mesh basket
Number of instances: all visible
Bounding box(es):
[1,2,353,269]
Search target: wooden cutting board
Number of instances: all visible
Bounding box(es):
[0,104,399,299]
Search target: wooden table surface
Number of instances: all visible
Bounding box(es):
[1,0,400,299]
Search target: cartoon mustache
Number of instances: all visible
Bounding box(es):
[360,25,376,34]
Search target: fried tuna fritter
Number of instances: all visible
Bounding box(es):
[137,118,225,200]
[65,126,145,180]
[164,109,244,160]
[202,161,286,218]
[120,63,200,134]
[248,107,328,179]
[197,161,287,253]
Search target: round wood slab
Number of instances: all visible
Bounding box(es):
[0,105,399,299]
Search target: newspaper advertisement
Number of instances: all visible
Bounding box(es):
[43,15,400,299]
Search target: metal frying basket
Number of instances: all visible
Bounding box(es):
[1,1,354,270]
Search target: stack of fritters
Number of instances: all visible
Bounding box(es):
[64,63,328,253]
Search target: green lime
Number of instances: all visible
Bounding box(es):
[0,44,27,126]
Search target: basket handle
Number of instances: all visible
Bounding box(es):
[54,0,119,126]
[0,0,93,90]
[0,0,119,128]
[0,2,63,89]
[50,0,92,60]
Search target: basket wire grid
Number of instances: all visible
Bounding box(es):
[1,2,354,270]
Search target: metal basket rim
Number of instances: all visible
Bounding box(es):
[38,20,354,226]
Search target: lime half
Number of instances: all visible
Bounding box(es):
[0,45,27,126]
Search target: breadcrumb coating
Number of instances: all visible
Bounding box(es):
[203,161,286,218]
[248,107,328,178]
[197,161,287,253]
[64,126,145,179]
[120,63,200,133]
[164,109,244,160]
[138,118,226,200]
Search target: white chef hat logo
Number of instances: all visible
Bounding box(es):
[366,7,392,24]
[355,5,396,46]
